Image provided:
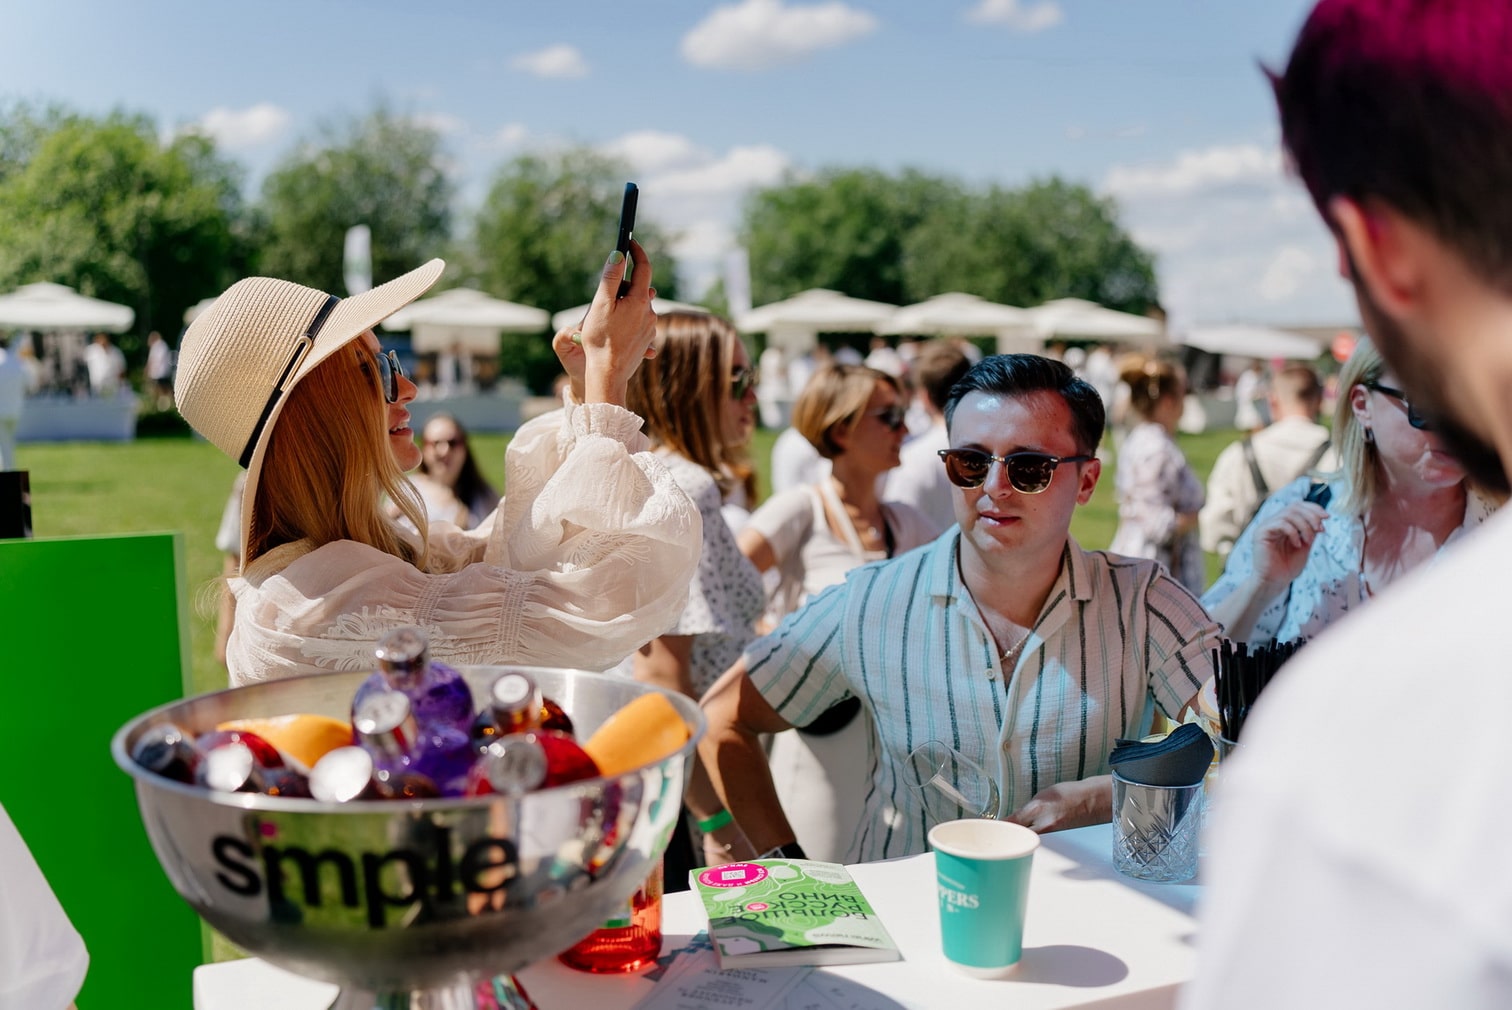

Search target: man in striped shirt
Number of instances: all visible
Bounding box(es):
[699,354,1220,864]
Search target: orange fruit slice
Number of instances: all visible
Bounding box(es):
[217,713,354,771]
[582,693,691,778]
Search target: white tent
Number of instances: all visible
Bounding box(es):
[1178,323,1326,361]
[382,288,549,354]
[876,292,1031,337]
[0,282,134,332]
[550,297,711,333]
[736,289,898,355]
[1026,298,1164,344]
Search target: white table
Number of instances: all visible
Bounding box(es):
[194,824,1200,1010]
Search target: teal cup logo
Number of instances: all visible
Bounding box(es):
[928,818,1039,978]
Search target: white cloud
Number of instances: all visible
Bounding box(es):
[964,0,1063,32]
[1104,142,1279,199]
[1102,140,1357,326]
[193,103,291,151]
[681,0,879,71]
[597,131,793,295]
[408,112,467,136]
[485,123,529,150]
[511,44,589,79]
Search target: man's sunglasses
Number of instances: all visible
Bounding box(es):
[867,404,907,432]
[375,350,405,404]
[938,448,1094,492]
[731,365,758,400]
[1363,381,1430,430]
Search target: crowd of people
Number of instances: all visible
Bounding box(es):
[17,2,1512,1004]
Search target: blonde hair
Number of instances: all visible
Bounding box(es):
[792,364,903,459]
[1326,335,1386,517]
[248,340,430,569]
[626,311,755,501]
[1117,352,1185,420]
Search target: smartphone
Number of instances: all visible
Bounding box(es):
[615,182,638,299]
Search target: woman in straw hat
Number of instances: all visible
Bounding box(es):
[175,244,702,686]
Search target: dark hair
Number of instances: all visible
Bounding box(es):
[944,354,1105,455]
[1272,0,1512,294]
[911,340,972,412]
[1272,363,1323,407]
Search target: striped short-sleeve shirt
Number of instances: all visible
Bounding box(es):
[745,529,1219,863]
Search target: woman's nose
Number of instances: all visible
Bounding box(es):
[397,369,418,405]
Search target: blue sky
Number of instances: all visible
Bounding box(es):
[1,0,1353,328]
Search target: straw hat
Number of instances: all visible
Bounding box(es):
[175,259,444,566]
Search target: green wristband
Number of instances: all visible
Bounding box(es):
[696,809,734,833]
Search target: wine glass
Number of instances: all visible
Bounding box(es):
[905,740,1001,822]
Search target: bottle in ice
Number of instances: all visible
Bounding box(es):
[353,686,474,795]
[470,670,543,751]
[464,736,549,796]
[131,723,203,783]
[352,626,474,735]
[309,746,440,802]
[558,859,664,973]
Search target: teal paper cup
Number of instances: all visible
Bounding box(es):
[928,818,1039,977]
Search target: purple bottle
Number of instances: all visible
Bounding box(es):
[352,626,474,735]
[353,686,475,796]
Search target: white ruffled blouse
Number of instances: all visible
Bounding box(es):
[226,401,703,685]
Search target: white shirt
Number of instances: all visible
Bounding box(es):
[769,426,828,494]
[0,350,24,422]
[146,338,173,382]
[83,341,125,395]
[883,420,956,531]
[227,402,701,684]
[0,803,87,1010]
[1184,506,1512,1010]
[1199,416,1333,556]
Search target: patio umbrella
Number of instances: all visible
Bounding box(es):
[876,292,1031,338]
[0,282,134,332]
[736,289,898,355]
[1178,323,1325,361]
[183,297,217,326]
[1025,298,1164,344]
[382,288,549,354]
[550,297,712,333]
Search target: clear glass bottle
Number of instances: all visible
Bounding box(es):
[557,859,664,973]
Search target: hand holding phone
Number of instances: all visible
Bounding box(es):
[615,182,638,299]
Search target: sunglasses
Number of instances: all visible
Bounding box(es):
[1364,381,1430,430]
[731,365,758,400]
[424,437,463,450]
[937,448,1095,492]
[867,404,907,432]
[375,350,405,404]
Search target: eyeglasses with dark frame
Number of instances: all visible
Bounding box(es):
[730,365,758,400]
[866,404,907,432]
[1363,381,1431,431]
[937,448,1095,493]
[374,350,405,404]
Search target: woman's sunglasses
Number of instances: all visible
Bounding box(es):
[1363,381,1431,430]
[937,448,1094,492]
[867,404,907,432]
[375,350,405,404]
[730,366,758,400]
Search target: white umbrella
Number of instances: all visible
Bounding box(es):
[1025,298,1163,344]
[1178,323,1325,361]
[183,297,217,325]
[550,297,712,333]
[0,282,134,332]
[875,292,1031,337]
[737,289,898,356]
[382,288,549,354]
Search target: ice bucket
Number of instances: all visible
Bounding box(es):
[112,666,702,1009]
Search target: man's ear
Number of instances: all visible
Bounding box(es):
[1075,458,1101,505]
[1329,196,1427,319]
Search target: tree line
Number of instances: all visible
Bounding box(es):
[0,101,1157,391]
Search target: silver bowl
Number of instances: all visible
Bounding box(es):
[112,666,702,1009]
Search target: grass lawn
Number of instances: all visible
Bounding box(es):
[14,423,1239,699]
